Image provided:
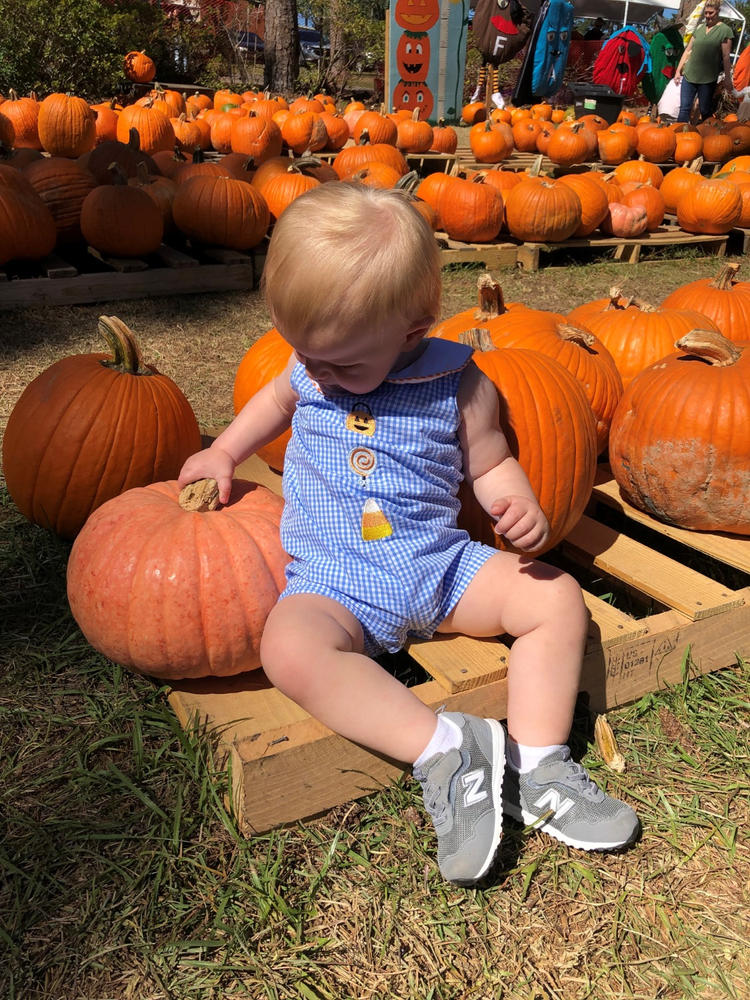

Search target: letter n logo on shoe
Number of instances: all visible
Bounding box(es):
[533,789,575,818]
[462,769,488,807]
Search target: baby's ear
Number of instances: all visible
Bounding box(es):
[405,316,435,345]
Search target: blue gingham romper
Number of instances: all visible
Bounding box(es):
[279,338,497,655]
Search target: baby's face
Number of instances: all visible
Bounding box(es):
[288,317,431,395]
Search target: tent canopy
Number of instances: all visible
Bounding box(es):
[520,0,743,23]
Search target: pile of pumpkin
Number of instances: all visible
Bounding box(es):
[3,265,748,682]
[0,82,466,265]
[422,151,750,244]
[462,101,750,170]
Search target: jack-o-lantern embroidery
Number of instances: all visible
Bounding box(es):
[346,403,376,436]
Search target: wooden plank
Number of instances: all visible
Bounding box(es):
[87,247,150,272]
[41,253,79,279]
[406,633,509,692]
[155,244,200,268]
[592,472,750,575]
[564,515,743,620]
[580,592,750,711]
[199,247,255,266]
[436,234,519,270]
[0,263,257,310]
[581,590,648,648]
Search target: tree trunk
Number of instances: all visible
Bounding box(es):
[327,0,349,96]
[264,0,299,96]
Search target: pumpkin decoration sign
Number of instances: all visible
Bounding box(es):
[387,0,471,123]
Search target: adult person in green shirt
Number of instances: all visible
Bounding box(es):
[675,1,734,122]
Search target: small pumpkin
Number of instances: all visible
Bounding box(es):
[124,50,156,83]
[2,316,201,539]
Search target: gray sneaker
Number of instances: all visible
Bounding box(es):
[502,748,640,851]
[413,713,505,884]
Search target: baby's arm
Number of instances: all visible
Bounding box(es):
[178,355,298,503]
[457,362,549,552]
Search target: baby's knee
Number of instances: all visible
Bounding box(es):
[547,570,588,631]
[260,614,307,689]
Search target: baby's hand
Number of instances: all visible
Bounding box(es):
[178,446,236,505]
[491,495,550,552]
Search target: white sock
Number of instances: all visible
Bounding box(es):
[413,714,462,767]
[507,738,566,773]
[470,85,482,102]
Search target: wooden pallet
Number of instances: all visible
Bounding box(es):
[167,454,750,835]
[0,241,260,309]
[436,232,519,269]
[515,224,728,270]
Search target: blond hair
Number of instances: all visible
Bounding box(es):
[261,183,441,341]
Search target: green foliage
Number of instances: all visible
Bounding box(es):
[0,0,217,100]
[298,0,386,94]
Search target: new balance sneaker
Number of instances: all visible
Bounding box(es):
[502,748,640,851]
[413,712,505,885]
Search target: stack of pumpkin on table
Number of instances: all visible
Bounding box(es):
[454,101,750,244]
[3,267,748,682]
[0,83,464,267]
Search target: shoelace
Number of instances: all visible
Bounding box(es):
[560,758,605,802]
[414,772,448,825]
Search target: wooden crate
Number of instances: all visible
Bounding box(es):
[0,241,260,310]
[515,225,728,270]
[168,455,750,835]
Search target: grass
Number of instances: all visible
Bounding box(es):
[1,256,749,998]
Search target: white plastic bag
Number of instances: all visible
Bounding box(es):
[736,86,750,120]
[658,77,682,118]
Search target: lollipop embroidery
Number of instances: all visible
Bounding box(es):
[349,446,377,482]
[347,446,392,540]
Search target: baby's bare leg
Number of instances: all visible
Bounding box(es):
[260,593,438,762]
[436,552,588,746]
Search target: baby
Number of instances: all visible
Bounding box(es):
[178,183,639,884]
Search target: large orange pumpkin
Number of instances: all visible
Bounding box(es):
[233,328,293,471]
[661,262,750,342]
[2,316,201,539]
[609,330,750,534]
[172,174,270,249]
[567,291,720,389]
[455,332,598,555]
[66,479,290,678]
[37,92,96,157]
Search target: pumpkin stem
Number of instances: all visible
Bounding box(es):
[107,162,129,186]
[179,478,221,512]
[395,169,420,194]
[357,129,372,146]
[476,272,509,321]
[526,154,544,177]
[556,323,595,347]
[98,316,152,375]
[458,327,494,351]
[710,261,741,289]
[127,128,143,151]
[674,329,742,366]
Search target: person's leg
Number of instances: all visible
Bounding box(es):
[437,551,639,850]
[260,592,437,762]
[677,78,698,122]
[437,551,587,747]
[697,81,717,121]
[261,592,506,883]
